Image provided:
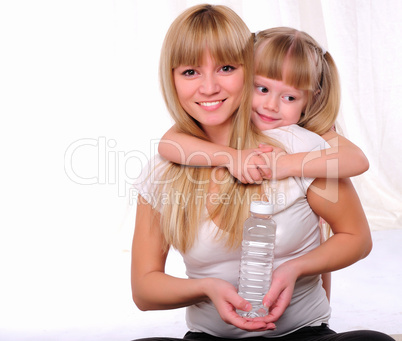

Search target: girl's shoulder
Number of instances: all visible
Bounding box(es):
[263,124,329,154]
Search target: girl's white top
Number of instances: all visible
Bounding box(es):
[133,125,331,338]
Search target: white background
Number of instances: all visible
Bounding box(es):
[0,0,401,340]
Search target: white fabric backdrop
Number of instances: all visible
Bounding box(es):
[0,0,401,340]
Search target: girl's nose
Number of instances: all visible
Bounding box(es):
[199,73,220,95]
[263,95,279,112]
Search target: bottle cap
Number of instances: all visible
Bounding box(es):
[250,201,274,214]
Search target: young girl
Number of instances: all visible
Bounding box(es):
[132,5,391,340]
[158,28,369,184]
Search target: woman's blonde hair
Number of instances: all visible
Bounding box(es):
[157,4,273,253]
[254,27,341,135]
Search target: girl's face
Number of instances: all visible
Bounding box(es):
[173,51,244,144]
[251,74,308,131]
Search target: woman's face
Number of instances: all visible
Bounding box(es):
[173,51,244,144]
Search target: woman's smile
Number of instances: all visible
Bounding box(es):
[197,99,226,111]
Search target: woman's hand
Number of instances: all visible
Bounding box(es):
[255,263,298,324]
[203,278,276,332]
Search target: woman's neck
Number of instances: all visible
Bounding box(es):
[202,122,232,146]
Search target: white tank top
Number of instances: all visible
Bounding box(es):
[134,125,331,338]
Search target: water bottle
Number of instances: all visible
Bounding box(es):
[237,201,276,318]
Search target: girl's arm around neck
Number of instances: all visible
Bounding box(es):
[158,125,272,183]
[159,125,234,166]
[273,129,369,179]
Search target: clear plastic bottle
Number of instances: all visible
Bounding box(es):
[237,201,276,318]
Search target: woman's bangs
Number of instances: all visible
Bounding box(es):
[208,29,245,65]
[171,14,245,68]
[170,29,205,68]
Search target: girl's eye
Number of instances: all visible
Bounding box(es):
[256,86,268,94]
[221,65,235,72]
[283,95,296,102]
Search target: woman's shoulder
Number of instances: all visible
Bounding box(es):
[132,154,170,204]
[134,154,168,182]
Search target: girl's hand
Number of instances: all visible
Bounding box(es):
[203,278,276,332]
[226,148,273,184]
[256,145,290,180]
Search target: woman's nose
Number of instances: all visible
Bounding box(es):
[199,74,220,95]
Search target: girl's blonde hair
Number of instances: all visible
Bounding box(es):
[158,4,273,253]
[254,27,341,135]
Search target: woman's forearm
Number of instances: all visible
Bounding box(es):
[132,272,209,311]
[284,230,371,280]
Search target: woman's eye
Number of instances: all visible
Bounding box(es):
[182,69,197,76]
[256,86,268,94]
[221,65,235,72]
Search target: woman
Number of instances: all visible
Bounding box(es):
[131,4,392,340]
